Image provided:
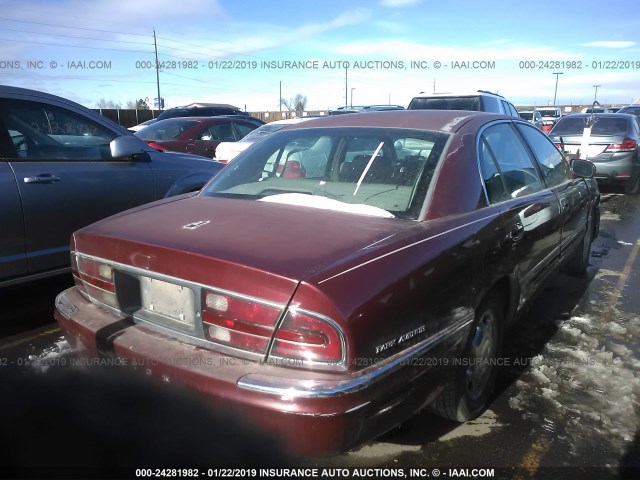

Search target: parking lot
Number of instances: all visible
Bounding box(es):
[0,186,637,479]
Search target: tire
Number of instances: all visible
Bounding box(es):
[431,294,503,422]
[624,169,640,194]
[565,211,593,276]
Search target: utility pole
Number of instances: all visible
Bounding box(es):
[350,88,355,108]
[593,84,601,103]
[279,81,282,114]
[153,29,162,110]
[345,67,348,108]
[552,72,563,105]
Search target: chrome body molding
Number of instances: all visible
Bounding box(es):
[71,252,348,371]
[237,314,473,399]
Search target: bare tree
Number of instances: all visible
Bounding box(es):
[96,98,122,109]
[280,94,307,115]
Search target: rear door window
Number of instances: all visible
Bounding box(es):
[479,122,544,201]
[516,123,570,188]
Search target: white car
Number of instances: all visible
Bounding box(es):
[214,117,318,163]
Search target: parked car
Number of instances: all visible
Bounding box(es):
[135,117,258,158]
[580,107,615,114]
[408,90,519,117]
[156,104,245,121]
[518,110,544,129]
[127,118,156,133]
[330,105,406,115]
[56,110,599,457]
[0,85,224,288]
[616,105,640,119]
[535,106,563,133]
[549,113,640,193]
[131,106,264,130]
[214,117,316,164]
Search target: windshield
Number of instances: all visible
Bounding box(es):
[200,127,449,220]
[552,116,629,136]
[239,123,288,142]
[537,109,560,118]
[135,119,199,140]
[409,96,481,111]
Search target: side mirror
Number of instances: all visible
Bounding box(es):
[110,135,148,160]
[570,158,596,178]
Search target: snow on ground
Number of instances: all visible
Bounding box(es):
[509,306,640,465]
[28,336,72,373]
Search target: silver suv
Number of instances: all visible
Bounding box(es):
[407,90,519,117]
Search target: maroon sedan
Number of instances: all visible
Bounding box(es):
[134,116,257,158]
[55,111,599,456]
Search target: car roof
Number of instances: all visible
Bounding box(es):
[412,90,504,99]
[559,113,634,119]
[281,110,511,133]
[152,116,253,124]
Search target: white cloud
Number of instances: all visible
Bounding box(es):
[379,0,423,7]
[580,41,636,48]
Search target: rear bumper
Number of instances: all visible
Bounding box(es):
[591,152,636,184]
[55,287,468,456]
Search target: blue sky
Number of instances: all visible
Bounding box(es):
[1,0,639,112]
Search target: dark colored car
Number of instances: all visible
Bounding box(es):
[0,86,224,288]
[56,111,599,456]
[156,104,244,121]
[330,105,406,115]
[135,117,258,158]
[549,113,640,193]
[616,105,640,119]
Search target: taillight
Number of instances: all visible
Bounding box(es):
[72,254,118,308]
[282,161,306,178]
[271,309,343,364]
[147,142,167,151]
[605,138,637,152]
[201,290,282,354]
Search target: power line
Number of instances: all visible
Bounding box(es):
[0,26,153,47]
[0,16,149,37]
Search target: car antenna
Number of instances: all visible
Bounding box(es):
[586,100,600,128]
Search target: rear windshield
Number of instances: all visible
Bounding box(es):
[135,119,199,140]
[201,127,450,220]
[552,116,629,136]
[519,112,533,121]
[536,109,560,118]
[409,96,481,111]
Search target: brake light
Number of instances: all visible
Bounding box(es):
[605,138,637,152]
[201,290,282,354]
[282,161,306,178]
[147,142,168,151]
[72,254,118,308]
[271,309,343,363]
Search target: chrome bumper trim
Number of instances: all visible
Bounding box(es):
[237,314,473,399]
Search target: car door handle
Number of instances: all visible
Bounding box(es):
[508,222,525,242]
[23,174,62,184]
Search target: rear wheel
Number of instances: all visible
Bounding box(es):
[624,170,640,194]
[431,294,503,422]
[565,210,593,276]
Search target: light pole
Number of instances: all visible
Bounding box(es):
[552,72,563,105]
[350,88,356,108]
[593,84,601,103]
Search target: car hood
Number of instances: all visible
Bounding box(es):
[73,195,414,303]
